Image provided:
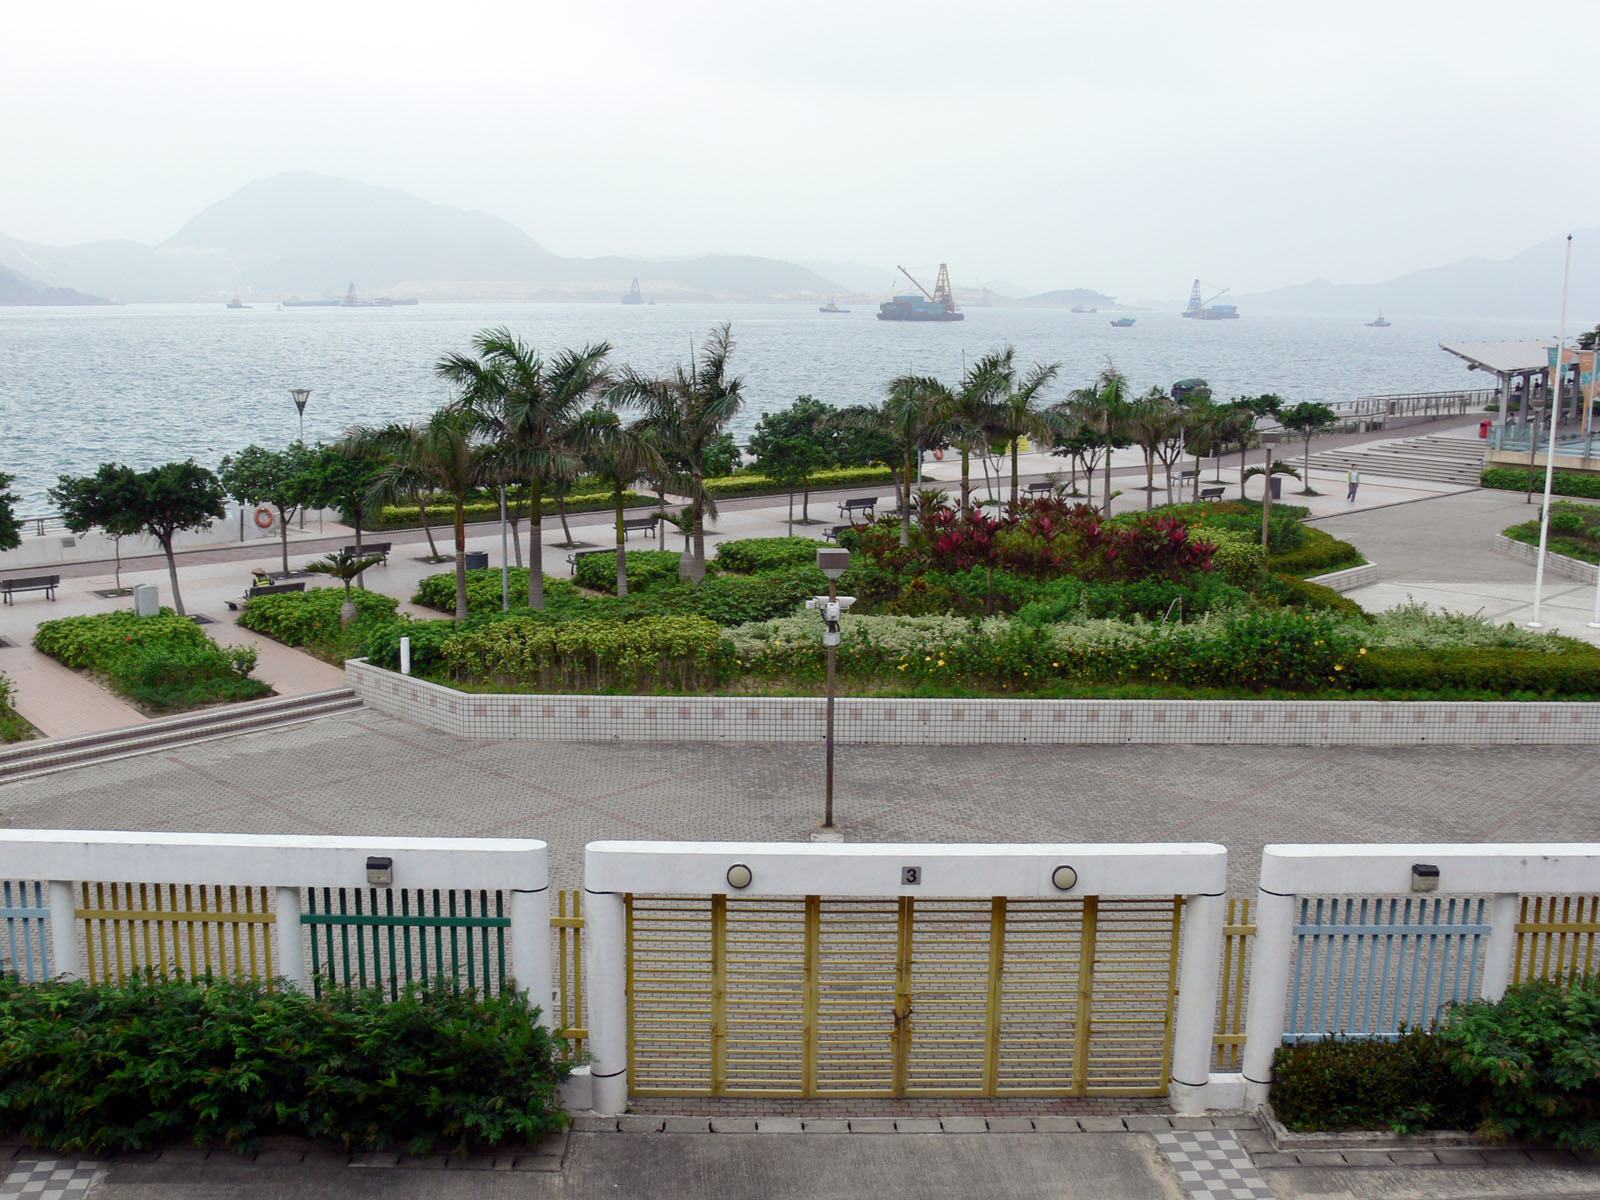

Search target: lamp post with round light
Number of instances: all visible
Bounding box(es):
[807,547,855,830]
[290,389,312,528]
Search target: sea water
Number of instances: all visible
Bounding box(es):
[0,302,1549,508]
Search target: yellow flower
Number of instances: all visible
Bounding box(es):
[898,663,907,671]
[937,659,946,667]
[1358,647,1367,655]
[1334,664,1343,671]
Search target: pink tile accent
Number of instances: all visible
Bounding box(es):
[612,706,624,719]
[1087,712,1100,722]
[1153,712,1166,723]
[678,706,692,720]
[1253,712,1266,723]
[576,705,590,719]
[851,709,864,720]
[474,704,487,718]
[508,704,520,717]
[544,705,556,717]
[1019,711,1033,723]
[884,708,897,721]
[952,711,965,721]
[987,710,1001,722]
[644,706,658,719]
[1316,713,1328,723]
[1219,713,1232,723]
[713,707,726,719]
[1054,711,1067,722]
[747,708,761,720]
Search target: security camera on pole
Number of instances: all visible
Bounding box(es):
[807,547,855,831]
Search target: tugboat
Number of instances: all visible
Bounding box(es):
[1365,310,1390,327]
[226,295,249,309]
[621,278,645,305]
[1110,316,1135,327]
[877,264,964,322]
[819,299,849,313]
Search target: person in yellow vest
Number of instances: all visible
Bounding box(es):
[1346,468,1360,502]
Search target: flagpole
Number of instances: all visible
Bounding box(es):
[1527,234,1573,629]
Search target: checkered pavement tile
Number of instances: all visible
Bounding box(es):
[1154,1131,1276,1200]
[1,1159,105,1200]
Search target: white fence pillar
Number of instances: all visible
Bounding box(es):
[510,887,552,1029]
[1481,892,1521,1002]
[1239,887,1296,1108]
[274,886,307,989]
[47,880,79,980]
[585,888,629,1115]
[1169,890,1225,1112]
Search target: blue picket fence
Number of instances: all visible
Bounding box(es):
[1285,896,1490,1042]
[0,881,50,983]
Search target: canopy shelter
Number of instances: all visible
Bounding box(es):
[1439,339,1557,431]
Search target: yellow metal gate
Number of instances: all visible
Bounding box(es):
[626,894,1182,1098]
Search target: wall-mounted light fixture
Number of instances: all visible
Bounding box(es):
[726,864,753,890]
[366,856,394,887]
[1052,865,1078,892]
[1411,863,1439,893]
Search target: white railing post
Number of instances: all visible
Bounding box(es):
[585,888,628,1115]
[1240,886,1296,1108]
[274,886,307,989]
[1481,892,1521,1002]
[47,880,79,980]
[1169,890,1225,1112]
[510,887,552,1029]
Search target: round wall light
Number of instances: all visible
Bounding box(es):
[1051,865,1078,892]
[726,864,753,890]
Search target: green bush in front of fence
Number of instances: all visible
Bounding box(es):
[1483,467,1600,500]
[1436,973,1600,1150]
[703,465,896,499]
[33,610,269,713]
[366,491,643,531]
[0,975,569,1156]
[1270,1029,1485,1134]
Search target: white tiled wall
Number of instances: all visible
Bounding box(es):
[1493,534,1599,583]
[346,659,1600,746]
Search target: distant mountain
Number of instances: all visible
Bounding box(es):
[0,263,110,305]
[1018,287,1119,308]
[1237,230,1600,319]
[0,173,843,303]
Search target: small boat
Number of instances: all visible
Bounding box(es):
[1110,316,1136,327]
[819,299,849,314]
[226,295,249,309]
[1365,310,1390,327]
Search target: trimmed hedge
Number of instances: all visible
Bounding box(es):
[0,976,567,1156]
[368,491,644,532]
[704,465,896,498]
[1351,646,1600,697]
[1271,1030,1482,1134]
[411,570,579,615]
[440,614,724,691]
[238,586,398,647]
[715,537,826,574]
[1269,527,1365,577]
[1483,466,1600,500]
[573,549,684,594]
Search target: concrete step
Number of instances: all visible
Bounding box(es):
[1302,434,1486,486]
[0,689,361,783]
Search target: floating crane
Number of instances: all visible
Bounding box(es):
[1182,279,1239,320]
[877,263,964,322]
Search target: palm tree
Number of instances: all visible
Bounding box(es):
[363,409,495,625]
[612,324,744,583]
[1125,387,1181,510]
[1180,399,1224,499]
[1068,365,1134,516]
[436,328,612,610]
[879,374,949,546]
[986,353,1064,505]
[935,354,1003,515]
[342,423,444,560]
[570,407,668,598]
[305,550,386,627]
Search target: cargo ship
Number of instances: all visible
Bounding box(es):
[1181,279,1239,320]
[877,264,964,322]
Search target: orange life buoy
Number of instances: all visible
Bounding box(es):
[933,447,945,461]
[254,507,274,529]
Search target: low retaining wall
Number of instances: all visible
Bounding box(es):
[1305,562,1379,593]
[346,659,1600,746]
[1492,533,1599,583]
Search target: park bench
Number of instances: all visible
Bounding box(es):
[1199,486,1226,502]
[823,525,850,542]
[568,547,613,575]
[838,497,878,521]
[1024,482,1055,498]
[225,581,306,611]
[0,574,60,604]
[622,515,660,540]
[1178,469,1199,482]
[340,541,392,566]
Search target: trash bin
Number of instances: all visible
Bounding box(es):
[1270,477,1282,500]
[463,551,489,571]
[1479,420,1492,439]
[133,584,159,616]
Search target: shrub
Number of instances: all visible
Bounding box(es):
[239,586,398,647]
[573,550,683,594]
[33,610,270,713]
[1258,573,1369,618]
[1202,528,1268,585]
[411,570,577,615]
[0,672,32,743]
[1483,467,1600,500]
[0,976,567,1156]
[362,618,460,674]
[715,537,823,574]
[1438,974,1600,1150]
[703,465,895,498]
[1502,501,1600,565]
[1270,1030,1483,1133]
[1269,526,1365,577]
[1363,601,1572,652]
[440,614,725,691]
[367,491,642,531]
[1350,646,1600,697]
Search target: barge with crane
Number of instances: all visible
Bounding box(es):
[1182,279,1239,320]
[877,264,964,322]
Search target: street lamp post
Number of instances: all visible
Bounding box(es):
[808,547,855,830]
[290,389,311,530]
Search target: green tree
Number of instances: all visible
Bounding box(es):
[0,473,19,553]
[342,423,444,561]
[1068,365,1135,515]
[436,328,612,609]
[570,407,668,597]
[1125,387,1183,510]
[217,443,319,577]
[1243,461,1302,546]
[878,374,950,546]
[305,550,386,626]
[935,352,1005,514]
[304,441,386,560]
[124,461,227,616]
[613,323,745,583]
[48,463,144,591]
[746,396,834,532]
[1229,394,1284,499]
[1179,396,1224,498]
[833,405,899,473]
[984,350,1064,505]
[362,410,496,625]
[1278,401,1340,494]
[703,432,741,479]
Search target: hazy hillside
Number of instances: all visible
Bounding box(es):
[0,263,110,305]
[1238,230,1600,319]
[1018,287,1119,308]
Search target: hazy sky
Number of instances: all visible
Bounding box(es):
[3,0,1594,298]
